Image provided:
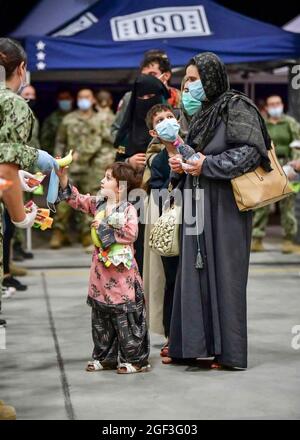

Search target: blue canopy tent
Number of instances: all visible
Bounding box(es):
[23,0,300,72]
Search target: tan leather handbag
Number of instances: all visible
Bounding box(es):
[231,144,293,212]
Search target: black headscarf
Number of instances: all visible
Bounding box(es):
[115,74,170,156]
[186,52,272,171]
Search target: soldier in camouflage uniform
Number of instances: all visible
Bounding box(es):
[0,38,58,320]
[51,88,116,249]
[41,90,74,155]
[252,95,300,253]
[96,90,115,130]
[12,85,41,267]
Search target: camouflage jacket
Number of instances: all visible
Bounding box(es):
[41,109,69,154]
[54,109,115,175]
[266,114,300,160]
[27,116,40,149]
[0,85,38,170]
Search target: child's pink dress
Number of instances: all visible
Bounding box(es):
[59,184,149,368]
[65,185,143,305]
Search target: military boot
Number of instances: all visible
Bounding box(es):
[9,263,28,277]
[0,400,16,420]
[282,240,300,254]
[50,229,71,249]
[251,238,265,252]
[81,232,92,248]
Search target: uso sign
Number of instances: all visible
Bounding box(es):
[110,6,212,41]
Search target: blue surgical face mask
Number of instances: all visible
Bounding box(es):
[47,169,59,212]
[182,91,202,116]
[155,118,180,142]
[77,98,92,111]
[267,106,283,118]
[58,99,72,112]
[188,79,207,102]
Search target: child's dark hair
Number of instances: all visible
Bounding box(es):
[0,38,27,79]
[106,162,142,193]
[146,103,175,130]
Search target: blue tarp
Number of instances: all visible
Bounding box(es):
[24,0,300,71]
[11,0,99,38]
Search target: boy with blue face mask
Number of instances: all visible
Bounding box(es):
[146,104,196,170]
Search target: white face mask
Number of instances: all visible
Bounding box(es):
[17,66,28,95]
[267,105,284,118]
[77,98,92,111]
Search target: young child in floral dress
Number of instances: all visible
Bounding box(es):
[56,162,150,374]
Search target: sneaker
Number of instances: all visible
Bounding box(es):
[0,318,6,326]
[1,286,16,299]
[3,277,27,291]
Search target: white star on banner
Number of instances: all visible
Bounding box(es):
[36,52,46,61]
[36,41,46,51]
[36,61,46,70]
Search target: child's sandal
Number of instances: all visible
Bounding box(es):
[117,363,151,374]
[86,360,104,371]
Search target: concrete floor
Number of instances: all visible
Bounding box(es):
[0,240,299,420]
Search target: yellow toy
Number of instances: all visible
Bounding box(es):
[56,150,73,167]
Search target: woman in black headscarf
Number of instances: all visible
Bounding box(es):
[115,74,169,273]
[115,74,170,160]
[168,52,272,370]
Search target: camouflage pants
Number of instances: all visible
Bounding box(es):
[53,173,102,238]
[252,194,297,240]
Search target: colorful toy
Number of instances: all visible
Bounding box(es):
[25,201,53,230]
[91,211,133,269]
[26,172,45,188]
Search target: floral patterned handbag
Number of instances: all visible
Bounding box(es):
[149,199,181,257]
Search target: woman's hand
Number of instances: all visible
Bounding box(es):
[169,154,183,173]
[18,170,40,192]
[12,204,38,229]
[186,153,206,176]
[128,153,146,170]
